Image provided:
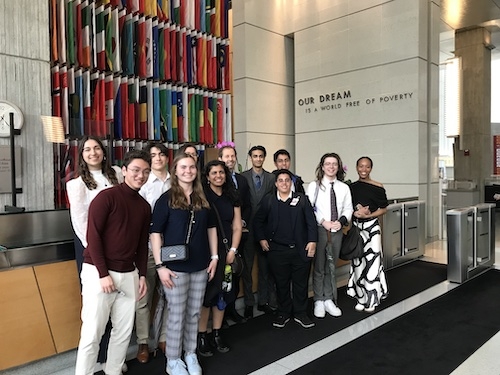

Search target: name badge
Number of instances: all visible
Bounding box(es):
[290,197,300,206]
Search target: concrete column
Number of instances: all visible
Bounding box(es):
[453,27,492,200]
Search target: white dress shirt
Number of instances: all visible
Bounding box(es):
[139,170,171,211]
[306,177,353,225]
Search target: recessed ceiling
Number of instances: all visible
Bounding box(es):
[440,0,500,62]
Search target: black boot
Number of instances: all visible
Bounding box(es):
[211,329,230,353]
[197,331,214,357]
[226,305,245,324]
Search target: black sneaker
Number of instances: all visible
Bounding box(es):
[258,303,276,315]
[273,315,290,328]
[294,314,315,328]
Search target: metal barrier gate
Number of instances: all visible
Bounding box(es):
[447,203,495,283]
[382,200,426,270]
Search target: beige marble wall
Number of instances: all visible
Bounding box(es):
[233,0,440,238]
[232,2,295,172]
[0,0,53,212]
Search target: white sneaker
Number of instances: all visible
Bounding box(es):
[313,301,325,318]
[355,303,365,312]
[324,299,342,317]
[184,352,202,375]
[166,358,189,375]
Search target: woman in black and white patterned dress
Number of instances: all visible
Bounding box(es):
[347,156,389,313]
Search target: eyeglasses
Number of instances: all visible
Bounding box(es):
[323,162,338,167]
[127,167,151,177]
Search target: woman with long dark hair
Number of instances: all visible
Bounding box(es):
[197,160,242,357]
[347,156,388,313]
[151,153,219,375]
[67,136,120,273]
[66,135,122,370]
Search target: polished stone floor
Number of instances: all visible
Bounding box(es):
[3,232,500,375]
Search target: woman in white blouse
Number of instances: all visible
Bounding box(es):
[66,135,122,370]
[67,135,121,276]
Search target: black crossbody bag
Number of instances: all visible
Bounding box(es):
[160,208,194,262]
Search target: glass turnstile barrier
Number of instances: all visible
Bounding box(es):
[446,204,495,283]
[382,200,426,270]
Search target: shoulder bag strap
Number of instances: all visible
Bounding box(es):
[313,181,320,207]
[211,203,230,252]
[185,207,195,245]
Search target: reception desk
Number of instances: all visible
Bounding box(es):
[0,210,81,371]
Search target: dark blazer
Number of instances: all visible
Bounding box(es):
[234,173,252,226]
[253,192,318,262]
[241,169,275,230]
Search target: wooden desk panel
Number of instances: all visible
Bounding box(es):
[34,260,82,353]
[0,267,56,370]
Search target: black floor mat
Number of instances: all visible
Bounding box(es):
[101,260,447,375]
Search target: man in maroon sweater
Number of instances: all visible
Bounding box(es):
[75,150,152,375]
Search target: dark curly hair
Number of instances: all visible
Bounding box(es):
[77,135,118,190]
[203,160,241,207]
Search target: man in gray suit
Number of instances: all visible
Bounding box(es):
[241,145,276,318]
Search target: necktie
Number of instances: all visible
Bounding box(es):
[255,175,262,190]
[330,182,338,221]
[232,173,238,188]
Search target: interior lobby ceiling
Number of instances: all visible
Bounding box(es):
[440,0,500,61]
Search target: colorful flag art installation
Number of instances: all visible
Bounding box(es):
[50,0,232,208]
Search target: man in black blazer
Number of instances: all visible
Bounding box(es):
[241,145,276,318]
[254,170,318,329]
[218,145,251,323]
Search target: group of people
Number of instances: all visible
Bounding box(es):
[67,136,389,375]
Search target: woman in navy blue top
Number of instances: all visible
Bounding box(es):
[151,153,218,375]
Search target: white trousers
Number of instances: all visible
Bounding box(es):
[75,264,138,375]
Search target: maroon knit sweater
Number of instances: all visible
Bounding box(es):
[84,183,151,278]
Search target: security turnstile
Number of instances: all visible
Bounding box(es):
[447,204,495,283]
[382,200,426,270]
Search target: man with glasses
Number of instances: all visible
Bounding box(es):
[135,143,171,363]
[254,170,318,329]
[306,153,353,319]
[75,150,152,375]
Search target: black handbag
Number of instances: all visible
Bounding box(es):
[160,208,194,262]
[212,203,244,277]
[339,223,365,260]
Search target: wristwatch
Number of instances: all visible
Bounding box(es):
[230,247,238,254]
[155,263,165,270]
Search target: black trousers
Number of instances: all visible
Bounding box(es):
[267,243,311,317]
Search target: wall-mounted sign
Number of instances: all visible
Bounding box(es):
[297,89,414,115]
[295,62,419,133]
[494,135,500,175]
[0,146,22,193]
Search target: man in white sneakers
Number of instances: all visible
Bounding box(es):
[306,153,353,319]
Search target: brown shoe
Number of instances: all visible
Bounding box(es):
[158,341,166,354]
[136,344,149,363]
